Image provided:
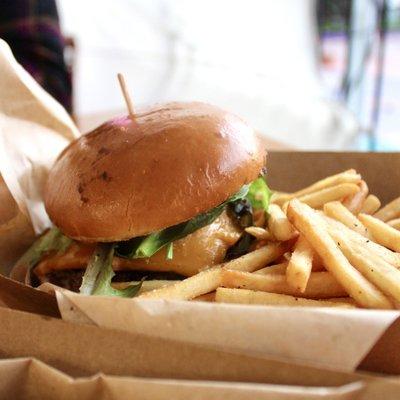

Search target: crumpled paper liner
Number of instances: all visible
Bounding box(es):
[0,207,35,275]
[0,358,365,400]
[0,275,59,317]
[1,304,400,400]
[0,175,18,224]
[0,173,36,275]
[56,291,400,373]
[0,39,78,141]
[0,39,78,272]
[0,114,70,233]
[0,305,369,385]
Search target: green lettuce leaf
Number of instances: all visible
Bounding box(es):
[166,242,174,260]
[115,184,250,259]
[80,244,143,297]
[14,227,73,272]
[246,177,272,212]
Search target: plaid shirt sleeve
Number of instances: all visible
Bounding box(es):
[0,0,72,113]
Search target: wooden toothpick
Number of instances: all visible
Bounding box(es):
[117,73,135,119]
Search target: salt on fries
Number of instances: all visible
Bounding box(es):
[323,201,368,237]
[220,270,347,298]
[287,200,392,309]
[358,213,400,252]
[140,169,400,310]
[323,215,400,268]
[329,233,400,303]
[215,288,354,308]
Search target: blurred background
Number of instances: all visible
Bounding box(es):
[2,0,400,150]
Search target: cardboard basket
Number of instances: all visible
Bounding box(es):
[2,151,400,399]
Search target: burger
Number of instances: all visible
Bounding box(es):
[13,102,270,296]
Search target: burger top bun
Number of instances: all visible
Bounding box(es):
[45,102,266,242]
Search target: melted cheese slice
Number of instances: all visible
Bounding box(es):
[34,211,241,279]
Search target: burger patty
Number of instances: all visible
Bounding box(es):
[42,269,185,293]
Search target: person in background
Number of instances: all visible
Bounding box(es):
[0,0,72,113]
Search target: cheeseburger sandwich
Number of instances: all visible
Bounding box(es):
[14,102,271,296]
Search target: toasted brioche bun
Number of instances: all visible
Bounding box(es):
[45,102,265,242]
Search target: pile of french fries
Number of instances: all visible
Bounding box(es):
[137,169,400,310]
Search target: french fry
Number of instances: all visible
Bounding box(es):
[388,218,400,230]
[323,215,400,268]
[359,213,400,252]
[221,270,347,299]
[272,170,361,205]
[112,280,178,293]
[268,204,296,241]
[222,242,287,272]
[312,253,326,271]
[270,191,288,202]
[330,230,400,303]
[286,235,313,292]
[254,262,288,275]
[252,240,269,251]
[374,196,400,222]
[325,297,357,305]
[192,292,216,302]
[287,199,392,309]
[342,180,369,214]
[281,202,289,214]
[323,201,368,237]
[139,268,222,300]
[294,184,360,209]
[245,226,273,240]
[253,209,266,227]
[360,195,381,215]
[282,252,292,262]
[215,288,355,308]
